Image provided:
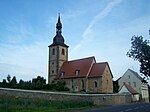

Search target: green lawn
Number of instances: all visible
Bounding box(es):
[0,94,98,112]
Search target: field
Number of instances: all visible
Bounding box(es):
[0,94,99,112]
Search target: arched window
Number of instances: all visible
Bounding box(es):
[94,81,98,88]
[52,70,54,74]
[71,79,74,89]
[75,70,80,76]
[52,48,55,55]
[62,48,65,55]
[107,80,108,84]
[81,79,84,89]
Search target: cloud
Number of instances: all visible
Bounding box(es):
[82,0,123,38]
[70,0,123,57]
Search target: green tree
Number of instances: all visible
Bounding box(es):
[1,79,7,87]
[113,80,119,93]
[7,74,11,83]
[10,76,17,88]
[56,80,69,91]
[127,35,150,77]
[32,76,46,90]
[18,79,25,89]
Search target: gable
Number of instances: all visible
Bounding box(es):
[118,69,142,84]
[88,62,113,78]
[119,84,131,94]
[119,83,138,94]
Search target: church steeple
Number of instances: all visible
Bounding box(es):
[48,14,69,84]
[49,14,68,47]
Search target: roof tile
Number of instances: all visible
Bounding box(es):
[57,56,95,78]
[124,83,138,94]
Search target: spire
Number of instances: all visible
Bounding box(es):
[49,14,69,48]
[56,13,62,33]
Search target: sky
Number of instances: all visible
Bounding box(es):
[0,0,150,83]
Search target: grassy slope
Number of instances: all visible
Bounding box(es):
[0,94,98,112]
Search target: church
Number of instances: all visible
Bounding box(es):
[48,15,113,93]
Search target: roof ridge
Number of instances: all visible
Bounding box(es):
[94,62,108,64]
[68,56,95,62]
[128,69,143,80]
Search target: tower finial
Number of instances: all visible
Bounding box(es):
[56,13,62,33]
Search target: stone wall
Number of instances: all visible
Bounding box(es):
[0,88,131,105]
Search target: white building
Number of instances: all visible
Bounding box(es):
[118,69,149,102]
[119,83,139,102]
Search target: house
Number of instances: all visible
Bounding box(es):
[119,83,139,102]
[118,69,149,102]
[57,56,113,93]
[48,15,113,93]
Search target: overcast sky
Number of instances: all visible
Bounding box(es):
[0,0,150,83]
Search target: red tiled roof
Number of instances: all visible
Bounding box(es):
[57,56,96,78]
[88,62,107,77]
[124,83,138,94]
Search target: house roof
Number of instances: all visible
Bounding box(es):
[57,56,96,78]
[88,62,107,78]
[57,56,111,79]
[124,83,138,94]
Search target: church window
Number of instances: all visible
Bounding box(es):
[52,70,54,74]
[107,80,108,84]
[61,72,65,76]
[62,48,65,55]
[94,81,98,88]
[52,48,55,55]
[75,70,80,76]
[81,79,84,89]
[71,79,74,89]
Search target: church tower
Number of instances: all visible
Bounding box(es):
[48,15,69,84]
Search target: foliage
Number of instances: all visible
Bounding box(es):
[0,94,95,112]
[56,80,69,91]
[32,76,46,90]
[1,79,7,88]
[10,76,17,88]
[127,35,150,77]
[7,74,11,83]
[0,75,69,92]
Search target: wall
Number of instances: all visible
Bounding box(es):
[101,65,113,93]
[0,88,132,105]
[88,77,102,92]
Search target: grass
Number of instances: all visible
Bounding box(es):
[0,94,100,112]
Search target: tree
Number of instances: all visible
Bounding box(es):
[32,76,46,90]
[10,76,17,88]
[18,79,25,89]
[113,80,119,93]
[1,79,7,87]
[7,74,11,83]
[127,35,150,77]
